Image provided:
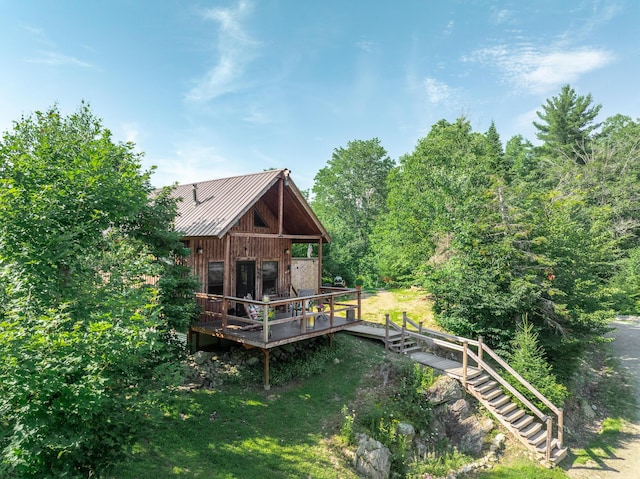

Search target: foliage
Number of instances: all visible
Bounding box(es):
[533,84,602,162]
[509,317,569,410]
[0,104,196,478]
[312,138,394,286]
[610,246,640,313]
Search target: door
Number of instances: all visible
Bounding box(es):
[236,261,256,299]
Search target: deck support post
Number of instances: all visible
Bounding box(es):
[262,348,270,390]
[384,314,390,351]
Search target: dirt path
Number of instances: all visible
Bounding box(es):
[565,317,640,479]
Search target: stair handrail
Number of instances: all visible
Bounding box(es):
[387,313,564,452]
[479,342,562,417]
[464,349,547,422]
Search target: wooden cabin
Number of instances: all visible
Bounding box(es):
[166,169,362,388]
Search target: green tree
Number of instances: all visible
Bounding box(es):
[374,118,489,284]
[533,84,602,162]
[312,138,394,286]
[0,104,197,478]
[509,317,569,409]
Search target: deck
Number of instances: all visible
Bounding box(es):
[190,288,363,350]
[191,313,360,349]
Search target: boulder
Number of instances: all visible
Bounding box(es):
[425,376,463,405]
[396,422,416,442]
[354,434,391,479]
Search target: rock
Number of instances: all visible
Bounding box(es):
[425,376,463,405]
[246,356,259,366]
[354,434,391,479]
[448,398,471,420]
[396,422,416,442]
[459,416,493,455]
[193,351,209,365]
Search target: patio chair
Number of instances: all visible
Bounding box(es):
[292,289,315,317]
[244,293,259,320]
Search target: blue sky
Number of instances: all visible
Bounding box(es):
[1,1,638,191]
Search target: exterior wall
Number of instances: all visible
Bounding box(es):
[291,257,319,294]
[184,199,294,298]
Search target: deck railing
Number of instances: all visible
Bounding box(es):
[385,312,564,462]
[195,287,361,343]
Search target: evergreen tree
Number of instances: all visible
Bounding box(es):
[533,84,602,163]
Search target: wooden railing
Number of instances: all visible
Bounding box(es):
[194,287,361,343]
[385,312,564,462]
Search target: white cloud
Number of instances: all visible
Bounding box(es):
[464,44,614,94]
[356,39,374,52]
[424,77,455,104]
[444,20,454,36]
[491,9,511,25]
[186,0,259,102]
[149,143,239,187]
[121,123,140,143]
[25,50,94,69]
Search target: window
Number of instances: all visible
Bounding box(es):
[254,209,268,228]
[262,261,278,296]
[208,262,224,295]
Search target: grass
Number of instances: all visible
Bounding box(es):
[107,288,634,478]
[358,287,435,327]
[107,334,387,478]
[469,457,569,478]
[568,417,625,466]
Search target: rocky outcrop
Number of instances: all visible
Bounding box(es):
[354,434,391,479]
[425,376,494,455]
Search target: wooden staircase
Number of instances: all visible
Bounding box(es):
[373,314,567,464]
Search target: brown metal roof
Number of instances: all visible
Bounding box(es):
[162,169,330,241]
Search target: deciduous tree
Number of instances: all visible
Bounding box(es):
[0,104,197,478]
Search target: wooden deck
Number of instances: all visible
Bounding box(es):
[192,289,363,351]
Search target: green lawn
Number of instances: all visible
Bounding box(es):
[107,334,386,478]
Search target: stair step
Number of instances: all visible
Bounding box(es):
[402,346,423,353]
[466,373,492,386]
[502,407,525,422]
[483,388,503,401]
[528,430,548,447]
[474,380,499,394]
[535,438,558,453]
[512,415,534,431]
[489,394,511,408]
[520,422,543,439]
[551,447,568,463]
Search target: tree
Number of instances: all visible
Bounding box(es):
[312,138,394,286]
[0,104,197,478]
[509,317,569,409]
[533,84,602,162]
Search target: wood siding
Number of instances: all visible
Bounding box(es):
[185,199,293,298]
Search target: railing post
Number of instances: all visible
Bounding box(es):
[263,302,270,343]
[222,298,228,332]
[558,408,564,449]
[385,314,390,351]
[477,336,483,371]
[356,287,362,320]
[419,321,423,334]
[546,416,553,462]
[401,312,407,353]
[329,295,334,327]
[462,341,468,388]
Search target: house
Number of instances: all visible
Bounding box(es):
[166,169,362,388]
